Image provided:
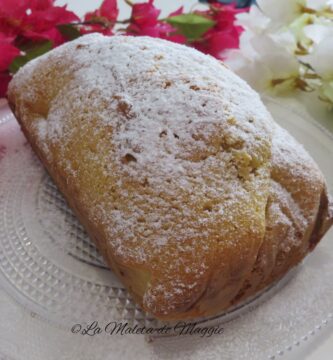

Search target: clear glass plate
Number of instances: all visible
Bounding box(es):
[0,97,332,360]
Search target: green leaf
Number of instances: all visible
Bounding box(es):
[165,14,215,41]
[9,40,53,74]
[57,24,81,41]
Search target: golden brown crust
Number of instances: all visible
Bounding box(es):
[8,34,333,320]
[231,129,333,306]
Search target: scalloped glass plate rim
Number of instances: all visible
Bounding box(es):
[0,96,332,360]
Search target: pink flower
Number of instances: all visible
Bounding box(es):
[131,0,160,27]
[0,34,19,97]
[83,0,119,35]
[193,3,247,59]
[30,0,54,11]
[0,34,20,72]
[0,0,29,18]
[0,71,12,97]
[0,0,29,36]
[195,28,240,59]
[0,0,79,46]
[168,6,184,18]
[212,3,246,33]
[127,2,186,43]
[91,0,119,22]
[23,5,79,45]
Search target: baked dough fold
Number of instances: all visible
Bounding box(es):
[8,34,333,320]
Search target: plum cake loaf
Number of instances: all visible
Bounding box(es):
[8,34,333,320]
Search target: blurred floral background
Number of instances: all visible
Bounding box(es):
[0,0,332,110]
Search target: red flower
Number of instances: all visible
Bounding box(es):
[30,0,54,11]
[212,3,246,33]
[193,3,247,59]
[0,0,29,36]
[194,28,240,59]
[83,0,119,35]
[0,34,20,72]
[23,5,79,45]
[168,6,184,18]
[0,71,12,98]
[0,0,29,18]
[127,2,186,43]
[0,0,79,46]
[0,33,19,97]
[85,0,119,23]
[131,0,160,27]
[0,0,250,100]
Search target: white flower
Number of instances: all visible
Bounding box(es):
[306,0,333,10]
[226,0,333,107]
[226,35,300,93]
[301,34,333,105]
[319,80,333,105]
[304,37,333,77]
[256,0,305,25]
[237,30,258,60]
[288,13,315,49]
[236,5,271,33]
[269,29,298,53]
[303,21,333,44]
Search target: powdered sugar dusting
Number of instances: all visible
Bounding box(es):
[8,34,329,318]
[272,123,324,221]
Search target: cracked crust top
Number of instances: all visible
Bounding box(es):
[8,34,333,319]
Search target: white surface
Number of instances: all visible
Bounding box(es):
[273,99,333,360]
